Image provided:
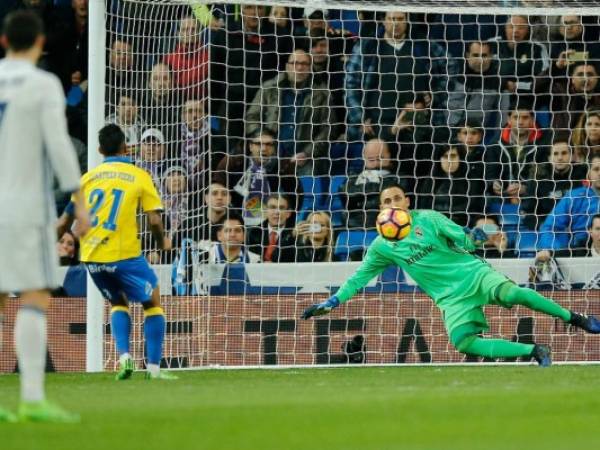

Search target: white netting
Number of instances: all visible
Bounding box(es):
[99,0,600,369]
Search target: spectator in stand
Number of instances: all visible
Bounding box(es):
[341,138,402,230]
[572,108,600,162]
[456,119,487,217]
[161,166,189,245]
[198,214,260,263]
[416,143,474,227]
[520,137,587,229]
[551,61,600,131]
[211,3,282,149]
[247,193,296,263]
[148,166,190,264]
[106,38,138,104]
[294,211,335,263]
[298,8,355,56]
[566,214,600,257]
[136,128,166,185]
[0,0,88,91]
[179,98,210,188]
[105,92,146,150]
[309,31,346,139]
[49,0,88,92]
[345,11,429,143]
[548,15,600,78]
[268,5,292,38]
[140,62,180,145]
[246,49,333,176]
[163,16,208,98]
[472,215,515,258]
[485,99,549,202]
[56,230,80,266]
[536,154,600,256]
[381,93,440,179]
[448,41,502,135]
[214,129,299,226]
[174,181,230,250]
[488,15,549,101]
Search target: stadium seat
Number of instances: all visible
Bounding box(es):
[297,176,325,221]
[516,230,540,258]
[346,143,364,174]
[488,201,521,229]
[334,230,378,261]
[329,142,348,175]
[323,175,347,227]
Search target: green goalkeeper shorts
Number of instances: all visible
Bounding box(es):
[444,271,514,347]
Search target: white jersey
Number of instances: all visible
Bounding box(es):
[0,58,81,226]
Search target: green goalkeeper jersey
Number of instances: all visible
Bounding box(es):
[335,210,507,313]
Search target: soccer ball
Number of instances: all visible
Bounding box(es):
[376,208,411,241]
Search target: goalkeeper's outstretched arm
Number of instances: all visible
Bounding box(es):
[302,243,390,319]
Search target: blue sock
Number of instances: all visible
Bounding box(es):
[110,307,131,355]
[143,308,165,366]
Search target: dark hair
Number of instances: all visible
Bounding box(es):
[220,212,245,230]
[379,184,407,203]
[552,131,572,147]
[465,40,492,56]
[2,10,44,51]
[439,143,467,160]
[509,95,535,113]
[591,214,600,227]
[266,193,290,207]
[98,124,126,156]
[568,60,598,77]
[457,118,484,136]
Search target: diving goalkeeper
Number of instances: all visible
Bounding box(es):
[302,185,600,366]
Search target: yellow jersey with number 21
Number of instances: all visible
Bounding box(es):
[78,156,163,263]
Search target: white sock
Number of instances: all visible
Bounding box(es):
[147,363,160,376]
[15,307,46,403]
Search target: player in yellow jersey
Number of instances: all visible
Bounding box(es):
[59,124,176,380]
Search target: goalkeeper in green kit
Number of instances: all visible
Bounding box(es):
[302,186,600,366]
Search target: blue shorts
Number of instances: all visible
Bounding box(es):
[85,256,158,303]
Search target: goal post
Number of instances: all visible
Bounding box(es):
[86,0,108,372]
[81,0,600,372]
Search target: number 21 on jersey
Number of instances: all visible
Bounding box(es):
[89,188,124,231]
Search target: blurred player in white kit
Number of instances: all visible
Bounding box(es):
[0,10,89,423]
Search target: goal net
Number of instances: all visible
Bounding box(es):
[7,0,600,374]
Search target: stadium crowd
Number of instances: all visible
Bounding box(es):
[2,0,600,273]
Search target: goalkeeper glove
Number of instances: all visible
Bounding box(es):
[302,296,340,320]
[463,227,489,246]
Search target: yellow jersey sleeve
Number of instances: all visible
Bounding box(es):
[140,171,163,212]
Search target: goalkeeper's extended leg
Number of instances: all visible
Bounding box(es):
[111,303,134,381]
[497,282,600,333]
[456,335,551,367]
[142,288,177,380]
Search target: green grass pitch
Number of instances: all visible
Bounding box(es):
[1,366,600,450]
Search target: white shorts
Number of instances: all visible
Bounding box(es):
[0,224,61,292]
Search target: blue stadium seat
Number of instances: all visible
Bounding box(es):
[516,230,540,257]
[323,175,347,227]
[334,230,378,261]
[346,143,364,174]
[488,201,521,229]
[297,176,325,221]
[329,142,348,175]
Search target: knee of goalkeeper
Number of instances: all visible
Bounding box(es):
[301,296,340,320]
